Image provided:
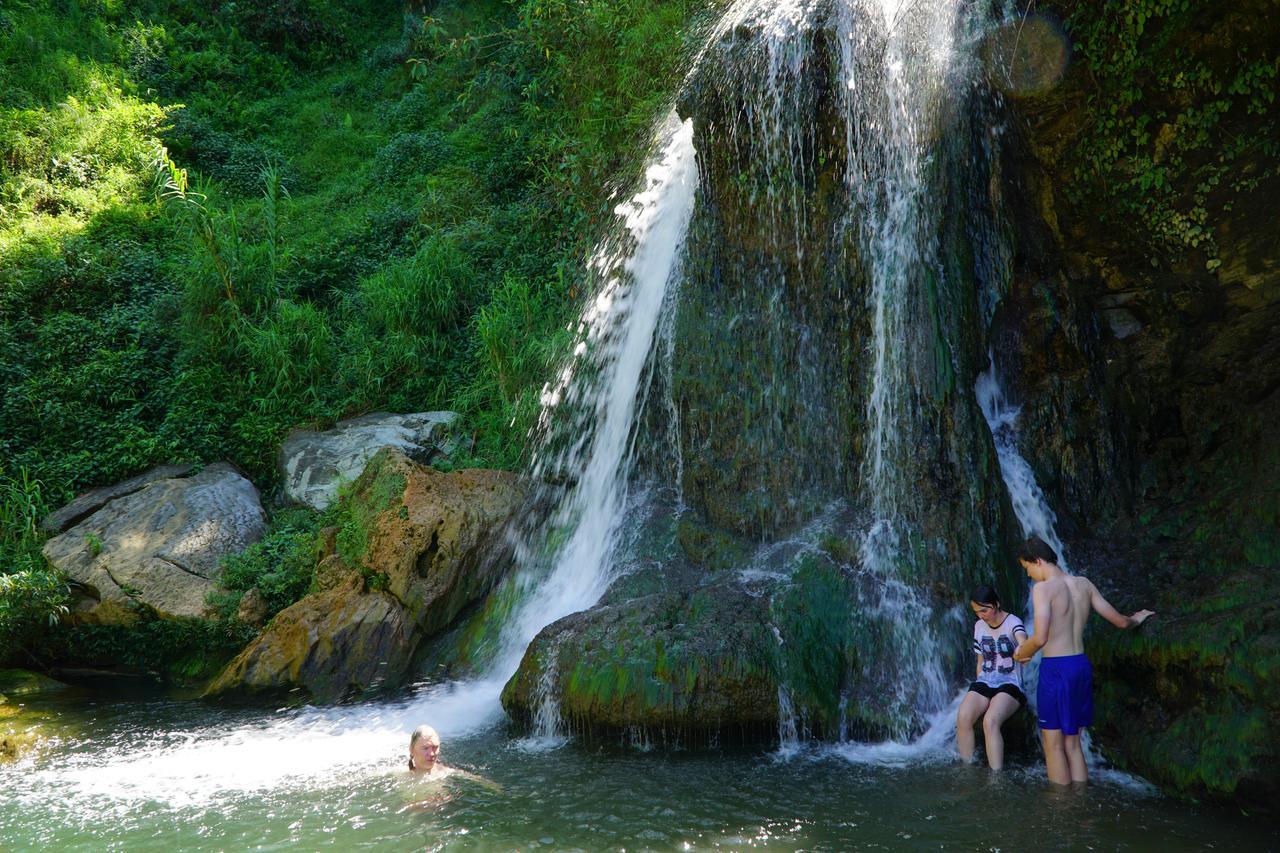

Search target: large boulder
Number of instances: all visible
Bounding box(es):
[42,464,266,625]
[341,450,525,637]
[204,582,414,703]
[502,579,779,736]
[279,411,462,510]
[206,448,524,702]
[501,551,964,742]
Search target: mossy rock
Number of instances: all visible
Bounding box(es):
[501,551,960,742]
[1089,569,1279,815]
[502,579,779,738]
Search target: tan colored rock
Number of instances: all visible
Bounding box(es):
[351,452,524,637]
[42,464,267,624]
[204,583,414,704]
[205,451,524,702]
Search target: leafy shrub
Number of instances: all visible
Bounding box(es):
[0,469,68,665]
[216,507,323,619]
[36,619,257,684]
[163,108,292,196]
[371,130,451,183]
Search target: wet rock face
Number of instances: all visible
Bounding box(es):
[1088,569,1280,814]
[279,411,462,511]
[42,464,267,624]
[672,14,858,540]
[991,0,1280,809]
[658,5,1018,594]
[207,449,524,703]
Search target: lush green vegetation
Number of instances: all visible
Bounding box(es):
[0,471,68,663]
[1061,0,1278,263]
[0,0,716,667]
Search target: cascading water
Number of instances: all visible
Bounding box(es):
[839,0,992,735]
[498,113,700,739]
[975,356,1070,570]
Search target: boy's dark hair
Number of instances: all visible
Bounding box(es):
[971,584,1000,608]
[1017,535,1059,566]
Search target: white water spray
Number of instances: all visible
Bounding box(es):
[503,113,699,681]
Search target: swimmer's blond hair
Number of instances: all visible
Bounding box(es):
[408,725,440,771]
[410,724,439,747]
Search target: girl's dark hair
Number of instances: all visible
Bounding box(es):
[971,584,1000,608]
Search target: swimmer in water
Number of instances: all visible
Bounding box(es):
[401,725,500,812]
[408,725,446,777]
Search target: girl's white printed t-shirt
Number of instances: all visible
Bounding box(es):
[972,613,1027,690]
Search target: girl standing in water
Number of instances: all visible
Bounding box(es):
[955,584,1028,770]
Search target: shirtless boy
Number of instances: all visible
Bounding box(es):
[1012,536,1154,785]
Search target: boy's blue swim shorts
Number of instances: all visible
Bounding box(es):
[1037,653,1093,735]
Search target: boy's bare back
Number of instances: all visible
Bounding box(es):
[1025,571,1154,659]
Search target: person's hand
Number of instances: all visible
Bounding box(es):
[1130,609,1155,627]
[1013,639,1035,663]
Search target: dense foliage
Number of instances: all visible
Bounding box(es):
[1059,0,1278,263]
[0,0,715,666]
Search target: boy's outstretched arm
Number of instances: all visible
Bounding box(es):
[1085,578,1155,629]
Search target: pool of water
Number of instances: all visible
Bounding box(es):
[1,685,1272,851]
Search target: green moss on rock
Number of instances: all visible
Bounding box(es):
[1090,569,1279,810]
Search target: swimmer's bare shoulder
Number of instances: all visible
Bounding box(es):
[447,766,503,793]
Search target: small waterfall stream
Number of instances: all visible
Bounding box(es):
[975,355,1070,571]
[500,114,700,737]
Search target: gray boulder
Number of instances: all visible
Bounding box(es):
[42,464,267,624]
[279,411,462,510]
[40,464,194,534]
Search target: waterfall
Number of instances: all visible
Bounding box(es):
[839,0,987,733]
[975,355,1071,571]
[492,112,701,718]
[33,0,1013,788]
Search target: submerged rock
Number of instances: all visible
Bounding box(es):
[42,464,267,624]
[279,411,463,510]
[206,449,523,703]
[0,669,69,699]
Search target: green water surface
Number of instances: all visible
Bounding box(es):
[0,689,1272,851]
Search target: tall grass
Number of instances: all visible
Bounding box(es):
[0,468,69,664]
